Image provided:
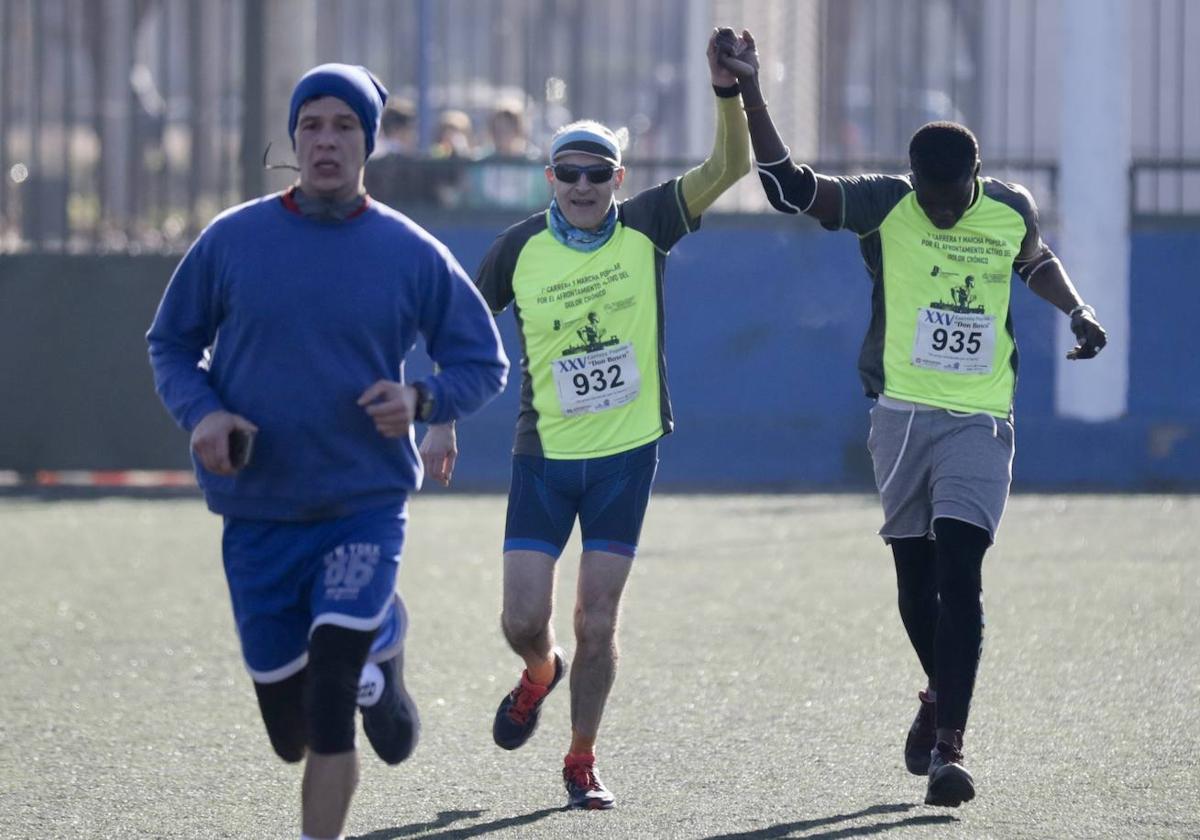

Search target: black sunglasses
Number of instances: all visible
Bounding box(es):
[553,163,615,184]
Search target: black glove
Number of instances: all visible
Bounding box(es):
[1067,304,1107,360]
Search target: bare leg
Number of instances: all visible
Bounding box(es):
[501,550,558,669]
[569,550,634,747]
[301,749,358,839]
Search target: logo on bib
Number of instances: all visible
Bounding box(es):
[561,311,620,356]
[928,273,984,315]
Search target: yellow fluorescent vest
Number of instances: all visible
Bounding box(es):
[512,222,666,457]
[878,187,1028,417]
[476,179,696,458]
[833,175,1048,419]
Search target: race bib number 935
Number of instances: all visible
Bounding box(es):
[911,308,996,374]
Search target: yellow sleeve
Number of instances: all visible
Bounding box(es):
[679,94,752,216]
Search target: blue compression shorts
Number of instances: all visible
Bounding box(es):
[503,441,659,559]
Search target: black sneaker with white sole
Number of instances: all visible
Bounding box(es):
[358,649,420,764]
[925,739,975,807]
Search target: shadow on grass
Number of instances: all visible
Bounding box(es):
[351,806,563,839]
[701,802,958,839]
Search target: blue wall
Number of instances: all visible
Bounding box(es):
[1,220,1195,489]
[417,219,1200,491]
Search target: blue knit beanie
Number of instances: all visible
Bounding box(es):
[288,63,388,159]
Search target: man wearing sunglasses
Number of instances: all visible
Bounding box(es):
[419,27,751,810]
[716,32,1108,809]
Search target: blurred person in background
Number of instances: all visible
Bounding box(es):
[473,99,546,210]
[718,32,1108,809]
[429,109,476,208]
[431,108,475,158]
[146,63,507,840]
[375,99,418,156]
[365,99,435,210]
[418,27,752,811]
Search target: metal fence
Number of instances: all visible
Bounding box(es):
[1129,0,1200,222]
[0,0,1197,253]
[0,0,250,252]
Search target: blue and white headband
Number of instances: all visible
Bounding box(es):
[549,123,621,165]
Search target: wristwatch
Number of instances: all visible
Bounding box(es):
[412,381,436,423]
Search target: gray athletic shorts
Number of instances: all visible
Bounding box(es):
[867,395,1015,544]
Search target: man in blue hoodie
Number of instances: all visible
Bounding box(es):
[147,64,508,840]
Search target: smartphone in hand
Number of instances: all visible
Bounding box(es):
[228,428,255,470]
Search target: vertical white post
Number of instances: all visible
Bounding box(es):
[1056,0,1130,420]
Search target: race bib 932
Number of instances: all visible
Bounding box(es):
[551,342,642,416]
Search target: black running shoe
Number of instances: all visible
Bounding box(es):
[563,754,615,810]
[358,650,420,764]
[925,738,975,807]
[905,690,937,775]
[492,648,566,750]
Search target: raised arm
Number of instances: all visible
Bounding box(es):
[678,28,752,216]
[717,30,843,226]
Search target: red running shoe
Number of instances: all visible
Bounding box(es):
[563,753,615,810]
[492,648,566,750]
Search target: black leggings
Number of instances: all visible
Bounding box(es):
[253,625,375,760]
[891,517,989,732]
